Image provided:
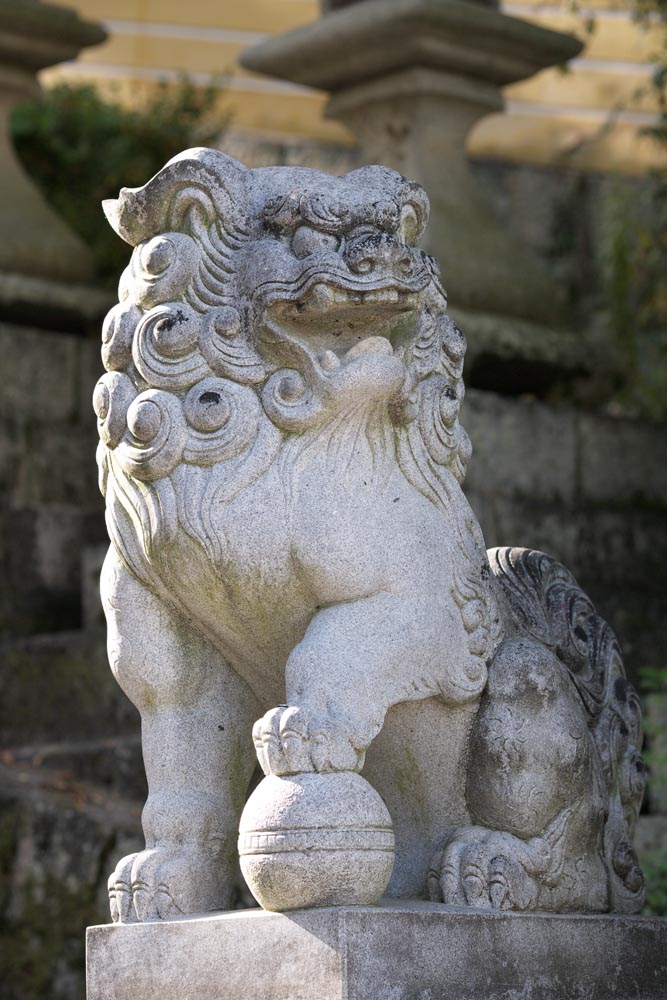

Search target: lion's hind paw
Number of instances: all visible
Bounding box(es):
[429,826,553,912]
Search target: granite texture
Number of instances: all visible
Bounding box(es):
[96,149,645,921]
[86,901,667,1000]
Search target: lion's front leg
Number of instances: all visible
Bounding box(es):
[101,547,259,922]
[253,591,448,776]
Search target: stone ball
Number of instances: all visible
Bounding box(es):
[238,772,395,911]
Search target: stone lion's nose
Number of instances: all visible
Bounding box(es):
[343,233,415,278]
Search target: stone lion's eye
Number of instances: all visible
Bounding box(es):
[291,226,339,259]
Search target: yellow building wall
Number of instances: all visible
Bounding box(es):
[44,0,667,173]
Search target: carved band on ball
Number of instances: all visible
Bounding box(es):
[239,826,395,855]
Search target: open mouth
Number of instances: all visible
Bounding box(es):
[261,272,428,363]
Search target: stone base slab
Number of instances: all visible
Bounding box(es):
[86,900,667,1000]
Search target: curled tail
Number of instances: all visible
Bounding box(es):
[488,546,646,913]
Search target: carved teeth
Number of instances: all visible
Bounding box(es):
[301,285,405,310]
[309,283,336,309]
[363,289,399,305]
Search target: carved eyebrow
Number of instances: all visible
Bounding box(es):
[263,192,349,235]
[262,191,403,236]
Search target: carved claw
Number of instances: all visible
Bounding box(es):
[253,705,365,775]
[108,853,137,923]
[107,846,227,923]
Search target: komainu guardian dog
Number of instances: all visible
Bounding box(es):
[95,149,645,922]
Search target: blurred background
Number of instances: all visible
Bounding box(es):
[0,1,666,997]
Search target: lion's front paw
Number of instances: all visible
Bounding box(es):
[429,826,553,911]
[108,846,229,923]
[252,705,365,775]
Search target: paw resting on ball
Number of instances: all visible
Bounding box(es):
[252,705,366,775]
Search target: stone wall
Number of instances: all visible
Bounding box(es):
[464,389,667,681]
[0,323,106,636]
[0,318,142,1000]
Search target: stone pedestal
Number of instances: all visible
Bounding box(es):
[86,900,667,1000]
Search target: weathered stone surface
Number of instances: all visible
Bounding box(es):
[479,497,667,592]
[451,307,596,390]
[86,901,667,1000]
[0,323,106,636]
[463,389,667,515]
[239,772,395,911]
[458,388,667,686]
[0,506,104,634]
[578,410,667,507]
[241,0,581,93]
[0,323,81,423]
[94,148,646,925]
[0,272,112,333]
[463,390,578,505]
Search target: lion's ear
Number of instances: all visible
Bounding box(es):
[103,148,249,246]
[343,165,430,244]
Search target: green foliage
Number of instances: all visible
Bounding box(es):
[640,664,667,693]
[643,847,667,915]
[597,174,667,419]
[10,79,228,287]
[556,0,667,419]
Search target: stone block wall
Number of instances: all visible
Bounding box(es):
[463,390,667,681]
[0,314,142,997]
[0,323,107,636]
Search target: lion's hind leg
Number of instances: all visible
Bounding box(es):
[431,637,608,911]
[101,547,259,922]
[431,547,646,914]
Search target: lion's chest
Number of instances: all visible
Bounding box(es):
[165,454,413,676]
[164,470,308,687]
[162,426,454,701]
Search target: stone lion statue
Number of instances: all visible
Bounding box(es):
[95,149,645,923]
